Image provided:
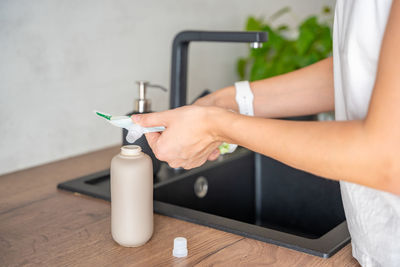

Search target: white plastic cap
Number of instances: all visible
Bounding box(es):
[173,237,188,258]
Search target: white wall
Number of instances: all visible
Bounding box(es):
[0,0,335,175]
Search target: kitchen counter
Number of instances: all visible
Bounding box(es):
[0,146,360,266]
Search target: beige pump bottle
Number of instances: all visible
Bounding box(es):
[110,145,153,247]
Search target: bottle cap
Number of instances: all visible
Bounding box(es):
[172,237,188,258]
[120,145,142,156]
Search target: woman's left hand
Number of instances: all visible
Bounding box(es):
[131,105,223,169]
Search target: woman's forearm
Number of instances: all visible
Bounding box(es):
[211,110,398,195]
[209,57,334,118]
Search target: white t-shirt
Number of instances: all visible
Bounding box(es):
[333,0,400,266]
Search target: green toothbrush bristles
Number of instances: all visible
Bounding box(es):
[95,111,112,120]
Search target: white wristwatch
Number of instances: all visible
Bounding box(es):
[219,81,254,155]
[235,81,254,116]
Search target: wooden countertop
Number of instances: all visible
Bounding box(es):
[0,146,360,266]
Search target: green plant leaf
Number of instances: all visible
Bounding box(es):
[239,8,333,81]
[322,6,331,14]
[237,58,248,80]
[246,16,262,31]
[277,25,289,32]
[250,57,269,81]
[295,27,315,55]
[268,7,291,22]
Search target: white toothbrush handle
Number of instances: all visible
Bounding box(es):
[142,126,165,133]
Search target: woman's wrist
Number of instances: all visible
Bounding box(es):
[194,85,238,112]
[214,86,238,111]
[206,106,237,144]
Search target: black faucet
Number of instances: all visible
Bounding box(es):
[170,31,268,109]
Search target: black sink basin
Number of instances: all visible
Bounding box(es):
[58,148,350,258]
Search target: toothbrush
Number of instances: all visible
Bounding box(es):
[94,110,165,132]
[94,110,233,155]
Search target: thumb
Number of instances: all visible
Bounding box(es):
[131,111,167,127]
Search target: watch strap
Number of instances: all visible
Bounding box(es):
[235,81,254,116]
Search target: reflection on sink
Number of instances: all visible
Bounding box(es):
[57,148,350,258]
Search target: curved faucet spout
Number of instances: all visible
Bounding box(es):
[170,30,268,109]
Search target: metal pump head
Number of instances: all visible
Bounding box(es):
[135,81,167,113]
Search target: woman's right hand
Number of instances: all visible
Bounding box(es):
[193,92,217,107]
[192,87,238,160]
[192,93,221,161]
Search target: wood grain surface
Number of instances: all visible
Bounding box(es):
[0,146,360,266]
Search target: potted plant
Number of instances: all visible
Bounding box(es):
[238,7,334,120]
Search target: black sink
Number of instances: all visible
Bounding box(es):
[58,148,350,258]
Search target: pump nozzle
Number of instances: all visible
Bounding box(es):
[135,81,167,113]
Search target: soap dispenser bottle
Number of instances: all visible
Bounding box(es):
[111,145,153,247]
[123,81,166,175]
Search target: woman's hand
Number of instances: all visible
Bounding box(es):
[193,92,217,107]
[193,88,239,158]
[193,86,237,111]
[193,94,222,159]
[131,106,224,170]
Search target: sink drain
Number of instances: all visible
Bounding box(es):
[194,176,208,198]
